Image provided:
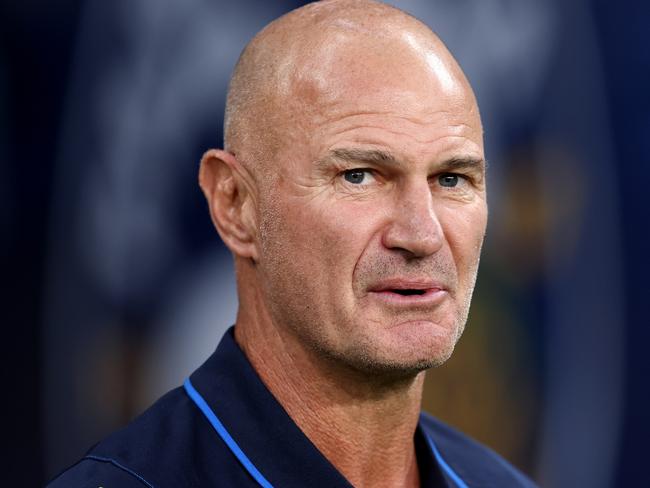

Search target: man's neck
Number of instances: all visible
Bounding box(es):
[234,308,425,488]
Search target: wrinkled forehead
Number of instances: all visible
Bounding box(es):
[277,27,479,134]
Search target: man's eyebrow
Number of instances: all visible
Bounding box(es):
[438,156,487,172]
[324,148,399,166]
[320,148,486,172]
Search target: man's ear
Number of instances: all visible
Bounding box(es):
[199,149,259,261]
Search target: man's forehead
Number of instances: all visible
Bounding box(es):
[284,29,466,106]
[273,46,479,170]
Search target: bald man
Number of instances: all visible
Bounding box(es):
[49,1,536,487]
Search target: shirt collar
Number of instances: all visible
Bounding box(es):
[189,327,446,487]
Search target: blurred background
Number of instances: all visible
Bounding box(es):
[2,0,648,486]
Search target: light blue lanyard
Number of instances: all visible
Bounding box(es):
[184,377,468,488]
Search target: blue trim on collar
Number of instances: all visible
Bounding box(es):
[184,377,274,488]
[425,433,469,488]
[186,370,458,488]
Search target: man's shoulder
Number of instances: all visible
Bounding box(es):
[419,412,537,487]
[47,386,210,487]
[46,455,154,487]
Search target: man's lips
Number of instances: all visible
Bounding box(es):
[367,279,448,305]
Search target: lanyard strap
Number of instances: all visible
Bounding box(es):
[184,377,468,488]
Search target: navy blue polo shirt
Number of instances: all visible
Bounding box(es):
[48,328,536,487]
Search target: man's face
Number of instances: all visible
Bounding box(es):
[255,37,487,375]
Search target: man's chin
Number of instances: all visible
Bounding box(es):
[332,338,457,381]
[370,347,454,374]
[381,319,459,364]
[300,318,460,381]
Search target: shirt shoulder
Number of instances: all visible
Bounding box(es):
[47,455,154,487]
[419,412,538,488]
[46,387,192,487]
[46,386,249,487]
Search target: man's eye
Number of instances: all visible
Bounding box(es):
[343,169,375,185]
[438,173,460,188]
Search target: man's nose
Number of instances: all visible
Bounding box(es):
[381,182,444,258]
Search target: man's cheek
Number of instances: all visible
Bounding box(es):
[320,215,365,265]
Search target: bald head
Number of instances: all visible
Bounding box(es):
[224,0,477,178]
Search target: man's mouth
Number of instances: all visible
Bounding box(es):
[390,289,427,296]
[367,279,448,305]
